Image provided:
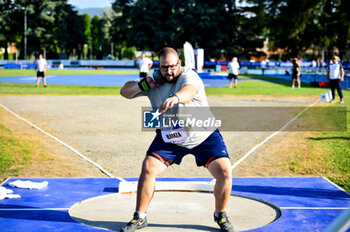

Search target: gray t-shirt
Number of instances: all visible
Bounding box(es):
[141,67,216,149]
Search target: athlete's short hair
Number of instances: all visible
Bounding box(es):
[158,47,179,59]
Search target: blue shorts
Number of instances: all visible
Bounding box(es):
[147,129,230,168]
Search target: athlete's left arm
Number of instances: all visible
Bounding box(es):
[159,84,197,113]
[148,59,153,70]
[340,67,344,82]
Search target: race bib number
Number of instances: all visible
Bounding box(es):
[161,126,188,144]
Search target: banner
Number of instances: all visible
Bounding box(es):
[196,48,204,72]
[183,42,195,70]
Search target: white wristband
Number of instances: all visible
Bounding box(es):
[172,94,180,103]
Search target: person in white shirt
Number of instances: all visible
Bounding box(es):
[136,52,153,78]
[227,57,240,88]
[35,54,47,87]
[327,55,345,103]
[120,47,234,232]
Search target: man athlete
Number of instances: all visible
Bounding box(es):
[120,47,234,232]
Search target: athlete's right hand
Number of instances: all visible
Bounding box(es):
[151,69,166,84]
[160,95,179,113]
[138,76,162,91]
[146,76,162,89]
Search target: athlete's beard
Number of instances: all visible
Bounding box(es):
[160,67,182,83]
[165,75,179,83]
[163,69,181,83]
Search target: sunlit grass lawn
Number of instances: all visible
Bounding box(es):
[0,71,326,96]
[0,68,139,77]
[0,82,121,95]
[0,122,46,180]
[206,74,326,96]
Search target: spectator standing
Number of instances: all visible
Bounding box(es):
[35,54,47,87]
[327,55,344,103]
[312,60,317,73]
[260,59,267,76]
[136,52,153,78]
[227,57,240,88]
[291,58,301,89]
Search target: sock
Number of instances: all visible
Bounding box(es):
[214,211,227,217]
[136,211,147,219]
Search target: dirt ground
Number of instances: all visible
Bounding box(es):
[0,95,319,179]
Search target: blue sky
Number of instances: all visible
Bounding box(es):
[68,0,113,9]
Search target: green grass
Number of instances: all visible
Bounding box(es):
[0,69,328,96]
[206,74,326,96]
[308,100,350,191]
[0,74,325,96]
[0,82,121,95]
[0,68,138,77]
[285,95,350,191]
[0,122,34,179]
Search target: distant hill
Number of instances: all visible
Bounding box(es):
[75,7,111,18]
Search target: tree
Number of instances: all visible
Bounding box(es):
[101,7,117,59]
[268,0,349,60]
[81,13,91,59]
[0,0,86,59]
[236,0,271,59]
[12,0,58,59]
[325,0,350,60]
[111,0,248,59]
[1,0,348,61]
[0,0,18,59]
[110,0,138,59]
[91,15,105,59]
[174,1,240,59]
[50,1,85,59]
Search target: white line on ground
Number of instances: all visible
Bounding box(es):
[280,207,350,210]
[209,99,319,184]
[231,99,319,170]
[323,177,349,193]
[0,208,70,211]
[0,103,127,182]
[2,207,347,211]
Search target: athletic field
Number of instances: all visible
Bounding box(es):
[0,70,349,231]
